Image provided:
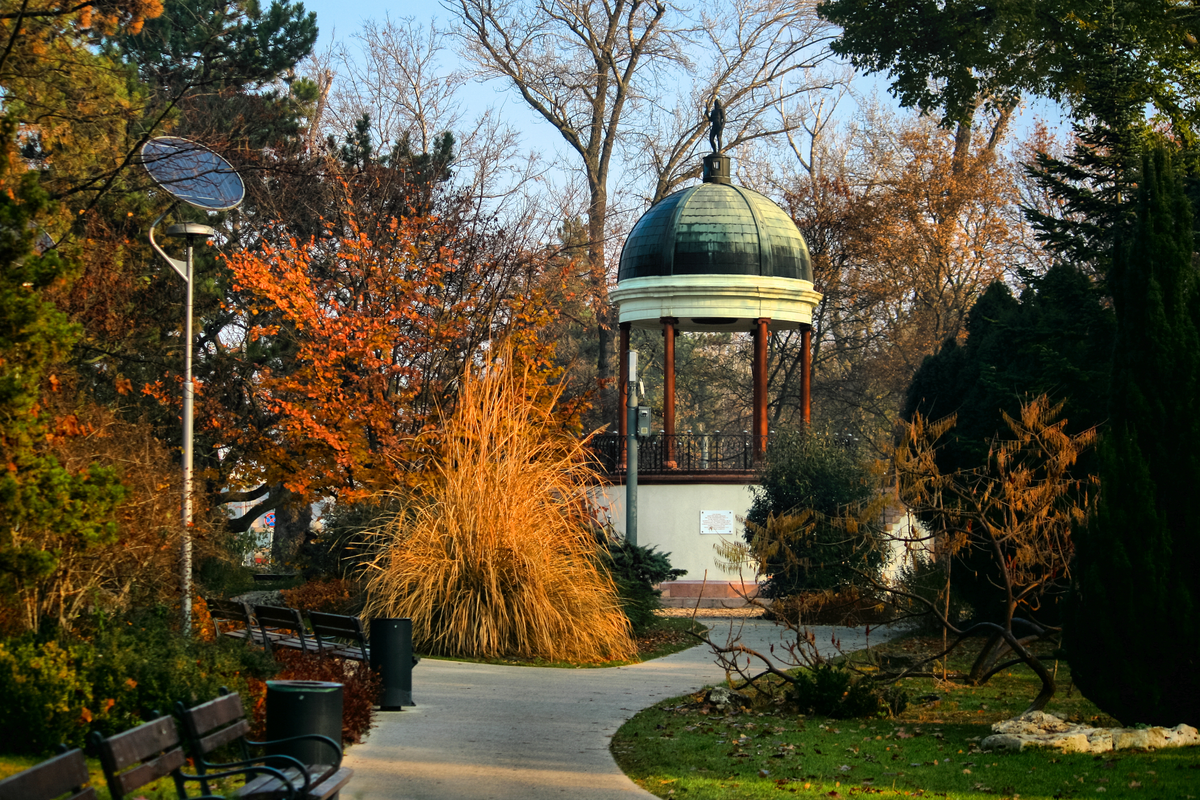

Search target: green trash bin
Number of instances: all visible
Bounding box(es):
[370,618,414,710]
[264,680,343,770]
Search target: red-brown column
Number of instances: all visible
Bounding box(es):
[754,318,770,460]
[801,323,812,426]
[619,322,630,465]
[662,317,678,469]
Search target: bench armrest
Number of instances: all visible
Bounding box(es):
[247,733,343,768]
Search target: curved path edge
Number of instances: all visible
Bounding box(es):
[343,619,898,800]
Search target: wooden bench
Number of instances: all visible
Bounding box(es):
[305,611,419,668]
[253,605,314,655]
[306,611,369,661]
[176,691,351,800]
[0,748,96,800]
[204,597,262,645]
[90,715,282,800]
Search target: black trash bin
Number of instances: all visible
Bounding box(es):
[370,617,414,710]
[264,680,343,766]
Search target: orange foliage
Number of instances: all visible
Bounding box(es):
[212,203,560,502]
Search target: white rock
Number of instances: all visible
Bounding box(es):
[984,713,1198,754]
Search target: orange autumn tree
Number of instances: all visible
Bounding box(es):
[207,201,557,556]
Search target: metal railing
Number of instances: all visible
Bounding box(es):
[588,432,764,475]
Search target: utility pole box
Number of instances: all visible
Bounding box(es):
[636,406,651,438]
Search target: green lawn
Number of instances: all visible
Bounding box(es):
[612,632,1200,799]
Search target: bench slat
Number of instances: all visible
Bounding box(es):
[0,749,95,800]
[237,765,309,800]
[185,692,245,735]
[305,766,354,800]
[100,717,180,771]
[204,597,272,646]
[111,748,186,798]
[197,718,250,754]
[92,716,189,800]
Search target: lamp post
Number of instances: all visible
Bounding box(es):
[141,137,244,633]
[149,221,213,631]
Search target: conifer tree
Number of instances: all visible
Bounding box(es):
[1065,147,1200,726]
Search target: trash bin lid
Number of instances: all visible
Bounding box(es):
[266,680,343,692]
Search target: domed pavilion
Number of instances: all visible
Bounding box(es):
[610,152,821,465]
[593,151,823,605]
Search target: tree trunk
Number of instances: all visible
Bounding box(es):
[271,488,311,568]
[588,187,614,422]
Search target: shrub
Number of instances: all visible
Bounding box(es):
[364,347,636,663]
[0,638,94,754]
[195,554,258,599]
[281,578,362,616]
[787,663,902,719]
[85,608,277,735]
[763,587,892,626]
[892,556,973,630]
[299,498,396,580]
[745,429,886,598]
[597,536,686,633]
[0,608,277,755]
[245,650,381,745]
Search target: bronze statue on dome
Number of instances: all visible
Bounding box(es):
[707,96,726,153]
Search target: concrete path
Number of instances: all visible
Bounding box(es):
[342,619,896,800]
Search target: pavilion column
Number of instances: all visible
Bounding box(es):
[619,322,630,465]
[662,317,678,469]
[753,318,770,461]
[801,323,812,426]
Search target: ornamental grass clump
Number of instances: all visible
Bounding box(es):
[363,350,636,664]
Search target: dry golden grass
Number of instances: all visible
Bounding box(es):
[362,349,636,663]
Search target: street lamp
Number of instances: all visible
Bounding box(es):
[141,137,244,632]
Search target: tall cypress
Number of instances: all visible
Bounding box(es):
[1065,147,1200,726]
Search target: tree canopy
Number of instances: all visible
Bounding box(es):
[818,0,1200,131]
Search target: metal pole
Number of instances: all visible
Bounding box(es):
[625,350,638,548]
[148,213,219,638]
[181,236,195,633]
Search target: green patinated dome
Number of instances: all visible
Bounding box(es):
[618,182,812,283]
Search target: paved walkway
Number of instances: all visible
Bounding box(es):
[343,618,896,800]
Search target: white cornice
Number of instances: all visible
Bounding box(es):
[611,275,823,331]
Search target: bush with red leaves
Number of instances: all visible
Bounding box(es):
[280,579,362,615]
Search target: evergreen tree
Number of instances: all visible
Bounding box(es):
[744,429,885,597]
[904,264,1114,623]
[0,121,126,632]
[1065,146,1200,726]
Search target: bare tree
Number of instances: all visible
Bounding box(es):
[700,395,1095,714]
[449,0,683,418]
[888,394,1097,710]
[318,15,547,222]
[327,16,466,155]
[773,103,1030,452]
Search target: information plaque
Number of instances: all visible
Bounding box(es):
[700,510,735,535]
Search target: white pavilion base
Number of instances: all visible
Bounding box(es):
[588,480,761,603]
